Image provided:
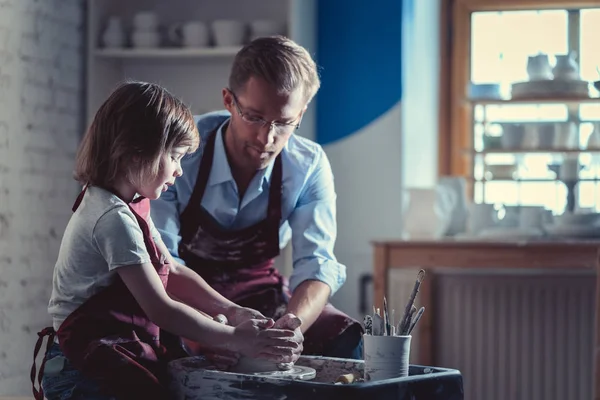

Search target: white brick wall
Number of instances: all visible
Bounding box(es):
[0,0,84,395]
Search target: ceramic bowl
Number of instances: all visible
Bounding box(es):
[469,83,501,99]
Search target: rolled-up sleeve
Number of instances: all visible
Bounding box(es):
[150,185,186,265]
[287,149,346,296]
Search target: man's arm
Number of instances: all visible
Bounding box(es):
[285,280,330,333]
[285,149,346,333]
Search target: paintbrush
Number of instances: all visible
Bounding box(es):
[408,306,425,335]
[398,269,426,336]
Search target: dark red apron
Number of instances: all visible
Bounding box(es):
[31,187,185,400]
[178,129,362,355]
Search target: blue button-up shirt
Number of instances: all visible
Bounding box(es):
[150,111,346,296]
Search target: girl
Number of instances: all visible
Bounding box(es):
[31,81,298,400]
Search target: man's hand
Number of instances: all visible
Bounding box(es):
[231,319,298,361]
[273,313,304,369]
[226,306,273,327]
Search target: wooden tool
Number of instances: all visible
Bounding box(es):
[372,312,384,336]
[401,305,417,335]
[383,297,391,336]
[408,306,425,335]
[398,269,426,336]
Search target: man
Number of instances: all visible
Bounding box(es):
[151,36,363,363]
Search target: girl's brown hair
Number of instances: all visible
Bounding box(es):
[74,81,199,187]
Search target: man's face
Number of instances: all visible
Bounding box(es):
[222,76,306,171]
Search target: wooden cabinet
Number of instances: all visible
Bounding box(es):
[372,239,600,399]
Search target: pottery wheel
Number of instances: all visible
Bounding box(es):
[239,365,316,381]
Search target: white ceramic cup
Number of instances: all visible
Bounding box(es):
[133,11,158,30]
[364,334,411,381]
[182,22,209,47]
[586,122,600,149]
[500,123,523,149]
[552,122,577,149]
[468,203,497,235]
[559,156,580,181]
[211,20,246,47]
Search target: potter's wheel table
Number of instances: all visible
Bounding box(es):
[168,356,464,400]
[231,364,316,380]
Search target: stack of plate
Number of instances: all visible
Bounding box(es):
[544,212,600,238]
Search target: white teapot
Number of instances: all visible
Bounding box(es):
[527,53,553,81]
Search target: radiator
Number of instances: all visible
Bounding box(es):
[388,269,595,400]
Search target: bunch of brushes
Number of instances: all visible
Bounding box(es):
[363,269,426,336]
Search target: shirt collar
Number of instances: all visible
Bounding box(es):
[208,119,277,188]
[208,120,234,187]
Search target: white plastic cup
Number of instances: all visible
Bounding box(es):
[363,334,411,381]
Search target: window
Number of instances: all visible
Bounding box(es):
[443,1,600,214]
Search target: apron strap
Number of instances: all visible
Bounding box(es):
[72,183,90,212]
[31,327,56,400]
[180,129,218,244]
[267,154,283,221]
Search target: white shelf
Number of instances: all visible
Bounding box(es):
[94,46,242,59]
[86,0,317,141]
[467,96,600,105]
[467,148,600,155]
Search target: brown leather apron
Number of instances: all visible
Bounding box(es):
[31,187,185,400]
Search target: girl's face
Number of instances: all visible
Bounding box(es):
[136,146,188,200]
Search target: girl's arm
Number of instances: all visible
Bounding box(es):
[117,263,297,362]
[156,238,268,325]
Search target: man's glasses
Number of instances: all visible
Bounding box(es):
[229,89,302,135]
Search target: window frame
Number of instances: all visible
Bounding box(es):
[439,0,600,181]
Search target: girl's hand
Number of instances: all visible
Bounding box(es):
[226,306,271,327]
[232,319,299,360]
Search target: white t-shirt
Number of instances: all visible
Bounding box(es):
[48,186,161,331]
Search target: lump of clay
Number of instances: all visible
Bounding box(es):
[231,313,302,374]
[231,357,279,373]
